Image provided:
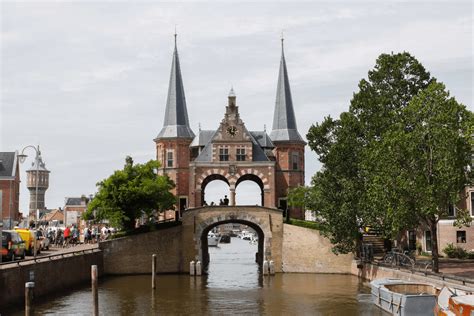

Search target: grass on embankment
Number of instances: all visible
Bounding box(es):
[286,218,323,231]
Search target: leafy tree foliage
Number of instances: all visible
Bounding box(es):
[83,157,175,231]
[366,82,473,271]
[305,52,473,273]
[305,52,433,254]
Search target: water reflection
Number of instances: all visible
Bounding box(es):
[4,237,384,315]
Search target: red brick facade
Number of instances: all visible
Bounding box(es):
[155,94,305,218]
[0,157,20,226]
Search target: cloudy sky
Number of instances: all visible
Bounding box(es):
[1,1,472,212]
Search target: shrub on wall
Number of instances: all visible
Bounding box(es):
[443,243,468,259]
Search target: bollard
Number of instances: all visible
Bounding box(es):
[195,260,202,276]
[189,260,195,276]
[152,254,157,289]
[263,260,269,275]
[269,260,275,275]
[25,282,34,316]
[91,265,98,316]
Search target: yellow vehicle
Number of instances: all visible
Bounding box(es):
[14,229,41,256]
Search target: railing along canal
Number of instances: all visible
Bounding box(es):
[0,248,101,268]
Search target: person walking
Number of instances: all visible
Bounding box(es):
[63,226,71,248]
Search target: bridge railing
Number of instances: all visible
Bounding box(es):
[0,248,101,269]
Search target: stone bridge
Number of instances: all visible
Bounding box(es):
[181,206,284,271]
[100,206,353,275]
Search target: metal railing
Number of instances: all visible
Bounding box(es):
[0,248,101,268]
[373,259,474,287]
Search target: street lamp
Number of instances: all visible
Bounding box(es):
[18,145,41,261]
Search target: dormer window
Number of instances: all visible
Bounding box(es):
[236,147,246,161]
[219,147,229,161]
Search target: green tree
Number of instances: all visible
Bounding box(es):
[83,157,176,231]
[366,82,473,272]
[306,52,433,254]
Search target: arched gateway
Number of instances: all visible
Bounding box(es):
[181,206,284,271]
[153,36,306,219]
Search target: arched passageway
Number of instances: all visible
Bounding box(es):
[201,220,265,271]
[235,174,264,206]
[201,174,229,206]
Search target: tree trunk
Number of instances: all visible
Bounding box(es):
[429,220,439,273]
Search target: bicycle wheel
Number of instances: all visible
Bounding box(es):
[383,253,394,265]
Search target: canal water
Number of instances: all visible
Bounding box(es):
[5,238,384,315]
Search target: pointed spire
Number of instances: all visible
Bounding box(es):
[156,33,195,140]
[269,37,304,143]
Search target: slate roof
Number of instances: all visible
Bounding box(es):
[65,197,84,206]
[156,36,195,140]
[270,40,304,143]
[193,130,270,162]
[0,152,17,178]
[190,130,215,147]
[250,131,274,148]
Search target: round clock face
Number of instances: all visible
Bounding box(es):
[226,126,238,136]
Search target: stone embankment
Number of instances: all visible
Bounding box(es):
[0,248,103,308]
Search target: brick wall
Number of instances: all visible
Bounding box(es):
[282,224,353,273]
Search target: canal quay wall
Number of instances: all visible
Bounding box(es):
[282,224,353,273]
[99,225,183,274]
[99,221,353,275]
[352,261,474,291]
[0,249,103,309]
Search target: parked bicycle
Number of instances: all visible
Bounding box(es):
[382,249,415,268]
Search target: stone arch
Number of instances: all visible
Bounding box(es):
[235,173,264,206]
[197,169,232,186]
[195,212,272,271]
[235,168,269,187]
[200,174,230,206]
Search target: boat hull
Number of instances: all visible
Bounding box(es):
[371,278,437,316]
[208,236,220,247]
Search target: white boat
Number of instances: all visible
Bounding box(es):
[370,278,437,316]
[435,286,474,315]
[207,232,221,247]
[240,231,254,240]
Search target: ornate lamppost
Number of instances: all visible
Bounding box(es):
[18,145,44,260]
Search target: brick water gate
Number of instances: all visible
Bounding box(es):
[180,206,284,272]
[154,36,306,219]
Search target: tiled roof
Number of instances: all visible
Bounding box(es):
[0,152,17,178]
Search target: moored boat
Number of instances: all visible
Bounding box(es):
[435,286,474,316]
[220,234,231,243]
[371,278,437,316]
[207,232,221,247]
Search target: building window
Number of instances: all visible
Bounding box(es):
[425,230,432,252]
[447,204,455,217]
[167,151,173,168]
[219,147,229,161]
[236,148,246,161]
[291,152,299,170]
[471,192,474,216]
[457,231,466,243]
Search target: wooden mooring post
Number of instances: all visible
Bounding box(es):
[152,254,157,289]
[91,265,98,316]
[25,282,34,316]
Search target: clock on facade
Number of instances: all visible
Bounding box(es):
[226,125,238,136]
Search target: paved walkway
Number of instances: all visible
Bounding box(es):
[439,259,474,278]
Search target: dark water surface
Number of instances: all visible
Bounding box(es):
[5,238,384,315]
